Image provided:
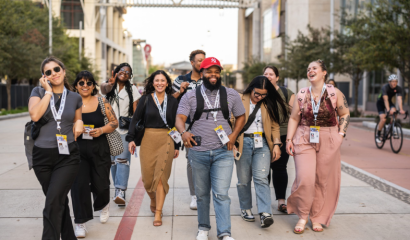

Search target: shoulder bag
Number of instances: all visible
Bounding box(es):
[134,95,149,146]
[98,97,124,156]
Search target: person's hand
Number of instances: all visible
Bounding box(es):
[108,70,117,86]
[89,128,103,138]
[180,82,189,93]
[182,132,196,148]
[271,145,281,162]
[286,141,295,156]
[389,109,396,115]
[129,141,136,154]
[73,120,84,141]
[400,110,406,115]
[39,75,52,92]
[227,133,238,151]
[174,150,179,159]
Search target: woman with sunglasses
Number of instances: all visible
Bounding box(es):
[232,76,287,228]
[28,57,83,240]
[263,66,294,214]
[70,71,118,238]
[100,63,141,206]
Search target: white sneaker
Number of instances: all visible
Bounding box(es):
[75,224,87,238]
[222,236,235,240]
[190,195,197,210]
[196,230,209,240]
[100,204,110,223]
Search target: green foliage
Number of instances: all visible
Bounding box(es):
[0,107,28,115]
[242,58,273,85]
[148,64,164,75]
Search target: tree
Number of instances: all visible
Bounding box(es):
[241,58,272,85]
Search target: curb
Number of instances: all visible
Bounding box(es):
[362,121,410,136]
[341,161,410,204]
[0,112,30,121]
[350,117,375,122]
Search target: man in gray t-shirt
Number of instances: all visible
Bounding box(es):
[175,57,245,240]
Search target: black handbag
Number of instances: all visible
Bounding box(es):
[114,95,132,130]
[134,96,149,146]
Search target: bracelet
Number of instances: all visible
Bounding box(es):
[286,139,293,143]
[45,91,52,96]
[338,132,345,136]
[100,127,104,134]
[181,130,187,135]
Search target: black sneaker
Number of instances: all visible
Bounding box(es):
[241,209,255,222]
[260,212,274,228]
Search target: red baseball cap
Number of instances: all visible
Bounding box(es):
[200,57,224,71]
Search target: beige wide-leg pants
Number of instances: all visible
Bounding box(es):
[287,125,343,227]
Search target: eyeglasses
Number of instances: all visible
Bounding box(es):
[78,81,94,86]
[119,68,130,75]
[44,66,61,76]
[253,89,268,98]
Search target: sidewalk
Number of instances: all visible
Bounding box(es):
[0,116,409,239]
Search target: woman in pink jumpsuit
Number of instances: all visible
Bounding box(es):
[285,60,350,234]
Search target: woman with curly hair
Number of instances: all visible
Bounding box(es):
[127,70,180,227]
[100,63,141,206]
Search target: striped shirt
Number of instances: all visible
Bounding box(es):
[177,86,246,151]
[172,72,203,93]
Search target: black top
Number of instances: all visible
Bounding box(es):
[79,104,105,142]
[127,94,180,149]
[378,83,403,102]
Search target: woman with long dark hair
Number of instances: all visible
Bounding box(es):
[28,56,83,239]
[263,65,294,213]
[233,75,287,228]
[70,71,118,238]
[127,70,180,226]
[100,63,141,206]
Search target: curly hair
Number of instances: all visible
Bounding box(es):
[189,50,206,62]
[72,71,99,96]
[144,70,173,95]
[40,56,72,91]
[105,63,134,117]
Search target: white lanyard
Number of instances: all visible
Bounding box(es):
[154,92,169,129]
[50,87,67,131]
[309,84,326,126]
[250,100,262,132]
[201,85,220,125]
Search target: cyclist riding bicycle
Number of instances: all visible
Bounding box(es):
[376,74,405,143]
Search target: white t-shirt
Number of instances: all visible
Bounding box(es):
[112,84,141,134]
[244,102,264,134]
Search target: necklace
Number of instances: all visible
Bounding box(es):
[55,93,62,99]
[82,97,92,107]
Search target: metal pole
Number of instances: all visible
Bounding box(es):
[49,0,52,55]
[79,21,82,61]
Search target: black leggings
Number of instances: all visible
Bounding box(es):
[268,135,289,200]
[33,142,80,240]
[71,137,111,224]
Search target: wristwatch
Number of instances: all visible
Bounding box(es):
[181,130,187,135]
[286,139,293,143]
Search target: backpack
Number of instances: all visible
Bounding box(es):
[297,84,338,121]
[186,86,232,131]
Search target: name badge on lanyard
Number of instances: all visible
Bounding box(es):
[83,125,94,140]
[251,100,263,148]
[154,92,181,144]
[50,88,70,154]
[309,84,326,143]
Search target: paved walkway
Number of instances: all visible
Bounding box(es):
[0,116,410,239]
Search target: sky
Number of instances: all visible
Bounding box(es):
[123,7,238,67]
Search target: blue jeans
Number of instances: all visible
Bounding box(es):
[111,133,131,190]
[235,137,272,214]
[189,146,234,239]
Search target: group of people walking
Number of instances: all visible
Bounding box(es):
[28,50,350,240]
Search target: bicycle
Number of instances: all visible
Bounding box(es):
[374,110,408,153]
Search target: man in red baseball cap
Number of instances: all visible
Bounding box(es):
[175,57,246,240]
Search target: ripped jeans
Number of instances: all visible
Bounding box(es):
[235,137,271,214]
[189,145,234,239]
[111,133,131,190]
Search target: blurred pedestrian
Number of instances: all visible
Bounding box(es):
[327,79,337,88]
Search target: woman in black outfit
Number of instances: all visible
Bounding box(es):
[28,57,83,240]
[70,71,119,238]
[127,70,180,227]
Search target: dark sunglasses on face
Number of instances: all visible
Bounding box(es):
[44,66,61,76]
[119,68,130,75]
[253,89,268,98]
[78,81,94,87]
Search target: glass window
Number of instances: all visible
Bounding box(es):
[263,9,272,62]
[61,0,84,29]
[367,70,385,102]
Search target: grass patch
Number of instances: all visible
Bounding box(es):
[0,107,28,116]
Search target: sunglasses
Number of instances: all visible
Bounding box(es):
[78,81,94,87]
[119,68,131,75]
[253,89,268,98]
[44,66,61,76]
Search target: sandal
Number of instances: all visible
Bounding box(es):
[153,210,163,227]
[150,197,156,213]
[278,204,287,213]
[312,222,324,232]
[293,219,307,234]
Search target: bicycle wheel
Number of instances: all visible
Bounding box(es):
[374,123,386,149]
[390,122,403,153]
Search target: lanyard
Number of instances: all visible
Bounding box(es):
[250,100,262,131]
[50,87,67,131]
[154,92,169,129]
[309,84,326,126]
[201,85,220,126]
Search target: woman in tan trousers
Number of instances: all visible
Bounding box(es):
[127,70,180,226]
[286,60,350,233]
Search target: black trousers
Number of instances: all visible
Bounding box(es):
[71,137,111,224]
[33,142,80,240]
[268,135,289,200]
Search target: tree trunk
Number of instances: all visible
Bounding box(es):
[6,78,11,111]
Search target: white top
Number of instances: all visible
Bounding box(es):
[244,102,264,134]
[112,84,141,134]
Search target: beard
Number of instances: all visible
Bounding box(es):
[202,75,222,91]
